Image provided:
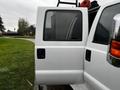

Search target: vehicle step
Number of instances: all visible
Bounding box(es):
[71,83,91,90]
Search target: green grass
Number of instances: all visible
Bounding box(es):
[0,38,34,90]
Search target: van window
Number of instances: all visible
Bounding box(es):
[93,4,120,45]
[43,10,82,41]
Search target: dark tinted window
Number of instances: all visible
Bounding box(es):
[44,10,82,41]
[93,4,120,45]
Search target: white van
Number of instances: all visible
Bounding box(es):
[35,0,120,90]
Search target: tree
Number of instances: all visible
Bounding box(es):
[17,18,29,35]
[27,25,36,36]
[0,16,5,32]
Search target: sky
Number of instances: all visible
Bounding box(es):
[0,0,115,31]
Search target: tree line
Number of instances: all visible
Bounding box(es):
[0,16,5,32]
[18,18,35,36]
[0,16,35,36]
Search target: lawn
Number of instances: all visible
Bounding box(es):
[0,38,34,90]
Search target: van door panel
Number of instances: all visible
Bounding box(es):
[35,7,88,84]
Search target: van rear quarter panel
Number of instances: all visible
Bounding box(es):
[85,1,120,90]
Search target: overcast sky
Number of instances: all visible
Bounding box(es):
[0,0,115,31]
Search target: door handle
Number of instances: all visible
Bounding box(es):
[37,48,46,59]
[85,49,91,62]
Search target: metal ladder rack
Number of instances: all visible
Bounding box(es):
[57,0,78,7]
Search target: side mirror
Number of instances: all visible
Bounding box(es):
[108,14,120,67]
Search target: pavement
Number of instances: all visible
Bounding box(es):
[2,37,35,43]
[15,38,35,43]
[22,38,35,43]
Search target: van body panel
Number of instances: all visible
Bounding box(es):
[35,0,120,89]
[85,1,120,90]
[35,7,88,84]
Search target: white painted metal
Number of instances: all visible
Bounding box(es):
[35,0,120,89]
[35,7,88,84]
[84,72,110,90]
[85,1,120,90]
[71,83,90,90]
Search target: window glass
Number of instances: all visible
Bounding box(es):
[44,10,82,41]
[93,4,120,45]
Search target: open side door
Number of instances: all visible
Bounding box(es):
[35,7,88,85]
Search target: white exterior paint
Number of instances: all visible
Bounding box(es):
[35,7,88,84]
[84,0,120,90]
[35,0,120,89]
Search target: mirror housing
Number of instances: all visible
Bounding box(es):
[108,14,120,67]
